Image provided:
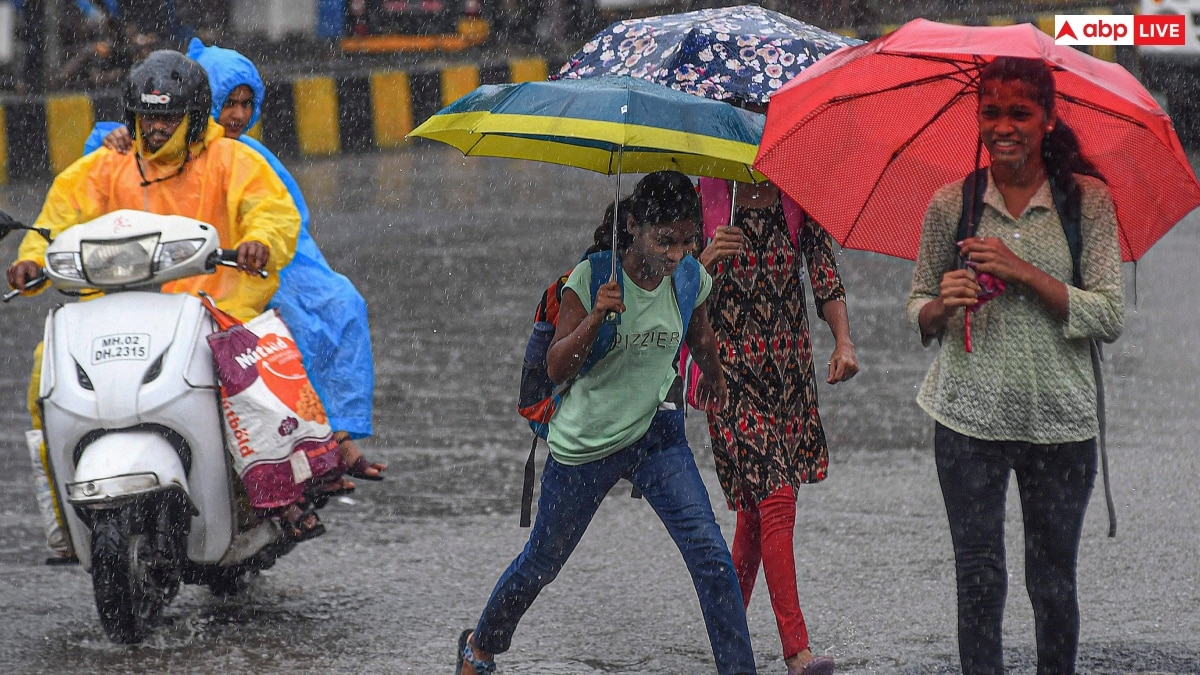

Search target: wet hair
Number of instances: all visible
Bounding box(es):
[979,57,1056,114]
[978,57,1105,199]
[588,171,701,253]
[629,170,703,227]
[587,196,631,254]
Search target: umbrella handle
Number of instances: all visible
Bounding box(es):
[607,149,624,323]
[728,180,738,228]
[964,311,973,353]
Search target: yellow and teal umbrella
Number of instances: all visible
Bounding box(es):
[410,75,765,281]
[408,75,765,183]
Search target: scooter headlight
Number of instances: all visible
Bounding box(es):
[154,238,205,272]
[80,234,159,286]
[45,252,83,280]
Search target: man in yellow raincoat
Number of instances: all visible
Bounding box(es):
[5,50,300,562]
[7,49,298,319]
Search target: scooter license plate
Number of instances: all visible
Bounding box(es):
[91,333,151,364]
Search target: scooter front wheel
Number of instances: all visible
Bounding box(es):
[90,507,162,643]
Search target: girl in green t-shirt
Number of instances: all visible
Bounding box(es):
[457,171,757,675]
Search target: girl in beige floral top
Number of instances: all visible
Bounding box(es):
[906,57,1123,674]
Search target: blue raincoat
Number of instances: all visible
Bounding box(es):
[85,39,375,438]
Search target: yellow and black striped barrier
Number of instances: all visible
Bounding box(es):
[0,8,1125,186]
[0,55,550,185]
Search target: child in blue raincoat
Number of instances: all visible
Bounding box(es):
[86,39,385,484]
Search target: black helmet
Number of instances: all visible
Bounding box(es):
[125,50,211,146]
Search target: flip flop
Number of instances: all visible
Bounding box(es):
[306,477,356,509]
[455,629,495,675]
[335,434,386,481]
[276,499,326,544]
[347,455,386,481]
[455,629,470,675]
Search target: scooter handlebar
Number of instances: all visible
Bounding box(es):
[211,249,269,279]
[3,274,48,302]
[7,248,269,301]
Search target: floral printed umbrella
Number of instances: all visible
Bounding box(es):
[554,4,861,104]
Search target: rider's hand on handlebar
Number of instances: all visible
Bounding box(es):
[236,241,269,276]
[102,126,133,154]
[7,260,42,292]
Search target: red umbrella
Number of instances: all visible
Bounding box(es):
[754,18,1200,261]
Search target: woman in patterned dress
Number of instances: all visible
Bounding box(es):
[698,178,859,675]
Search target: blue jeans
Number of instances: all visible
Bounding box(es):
[474,410,757,675]
[935,423,1097,675]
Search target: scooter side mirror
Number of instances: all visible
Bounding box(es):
[0,211,18,241]
[0,211,50,242]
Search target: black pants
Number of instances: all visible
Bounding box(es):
[934,423,1097,675]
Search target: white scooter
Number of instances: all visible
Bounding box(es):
[3,209,293,644]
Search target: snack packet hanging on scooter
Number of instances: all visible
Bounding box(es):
[201,294,340,510]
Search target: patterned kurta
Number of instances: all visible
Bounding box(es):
[706,201,847,511]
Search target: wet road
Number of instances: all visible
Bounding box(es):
[0,145,1197,674]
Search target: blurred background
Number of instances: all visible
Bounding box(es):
[0,0,1140,93]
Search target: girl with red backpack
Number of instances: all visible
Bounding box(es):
[457,171,757,675]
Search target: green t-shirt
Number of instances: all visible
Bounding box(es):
[547,258,712,465]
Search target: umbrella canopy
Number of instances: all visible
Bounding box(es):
[754,18,1200,261]
[409,75,765,182]
[554,4,860,104]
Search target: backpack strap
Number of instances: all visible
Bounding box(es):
[699,177,802,250]
[542,253,622,406]
[672,255,702,333]
[1049,178,1085,288]
[781,196,805,248]
[520,431,539,526]
[958,166,1084,287]
[1048,175,1112,534]
[957,166,989,245]
[579,250,622,375]
[522,251,623,526]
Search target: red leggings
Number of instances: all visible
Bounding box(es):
[731,485,809,659]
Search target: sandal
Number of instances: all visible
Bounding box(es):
[306,476,356,509]
[790,655,835,675]
[455,629,495,675]
[347,455,386,481]
[274,499,326,544]
[336,433,386,481]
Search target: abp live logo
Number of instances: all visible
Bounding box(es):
[1055,15,1187,46]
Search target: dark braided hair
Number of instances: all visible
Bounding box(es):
[588,171,701,253]
[587,196,632,254]
[978,57,1105,217]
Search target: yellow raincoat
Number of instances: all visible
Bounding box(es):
[15,119,301,551]
[16,119,300,321]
